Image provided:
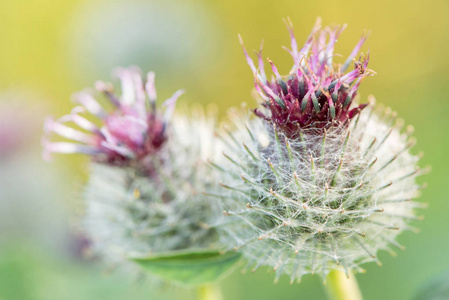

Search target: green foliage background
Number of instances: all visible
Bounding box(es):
[0,0,447,299]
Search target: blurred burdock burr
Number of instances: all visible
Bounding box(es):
[42,67,238,286]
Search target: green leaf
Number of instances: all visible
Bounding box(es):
[130,249,241,287]
[413,271,449,300]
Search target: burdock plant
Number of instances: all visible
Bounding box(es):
[214,18,427,299]
[43,67,240,297]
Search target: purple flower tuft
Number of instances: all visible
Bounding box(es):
[42,66,184,172]
[240,18,374,136]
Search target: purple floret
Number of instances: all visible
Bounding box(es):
[240,18,374,136]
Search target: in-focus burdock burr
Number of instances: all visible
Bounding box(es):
[43,67,223,274]
[214,18,428,282]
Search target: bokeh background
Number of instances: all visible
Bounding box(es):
[1,0,448,299]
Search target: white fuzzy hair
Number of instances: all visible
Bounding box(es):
[83,107,224,273]
[214,98,427,282]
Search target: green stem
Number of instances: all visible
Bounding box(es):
[325,269,363,300]
[197,284,223,300]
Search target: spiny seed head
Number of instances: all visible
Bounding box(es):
[43,67,223,274]
[215,20,426,282]
[239,17,373,137]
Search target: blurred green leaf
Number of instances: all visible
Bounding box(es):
[413,271,449,300]
[131,249,241,287]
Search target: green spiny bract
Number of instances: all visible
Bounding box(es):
[213,20,427,283]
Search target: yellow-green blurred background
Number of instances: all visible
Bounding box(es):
[1,0,448,299]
